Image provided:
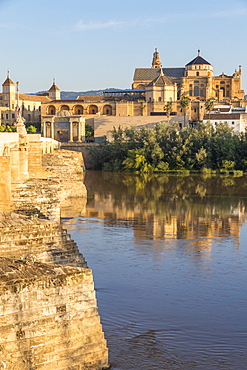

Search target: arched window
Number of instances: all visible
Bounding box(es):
[48,105,56,115]
[220,87,225,97]
[89,105,98,114]
[103,105,112,115]
[196,72,199,76]
[194,86,199,96]
[60,105,69,111]
[74,105,84,115]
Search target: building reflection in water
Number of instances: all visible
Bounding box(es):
[81,172,247,256]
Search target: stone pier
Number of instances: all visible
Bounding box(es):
[0,133,109,369]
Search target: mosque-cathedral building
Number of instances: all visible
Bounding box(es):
[0,49,246,141]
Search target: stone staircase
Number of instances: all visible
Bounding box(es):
[0,213,87,268]
[11,178,61,221]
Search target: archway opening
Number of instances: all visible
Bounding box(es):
[89,105,98,114]
[47,105,56,115]
[103,105,112,115]
[74,105,84,115]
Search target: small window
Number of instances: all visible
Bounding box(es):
[226,91,230,97]
[200,84,204,87]
[194,108,197,112]
[232,121,235,125]
[194,81,199,84]
[194,86,199,96]
[6,114,8,119]
[189,84,192,88]
[28,105,30,111]
[12,114,15,119]
[220,81,225,85]
[39,107,41,111]
[12,104,14,109]
[158,97,162,102]
[216,85,219,88]
[189,90,192,96]
[226,84,230,88]
[196,72,199,76]
[200,90,204,97]
[28,114,31,121]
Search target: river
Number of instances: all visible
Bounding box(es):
[62,171,247,370]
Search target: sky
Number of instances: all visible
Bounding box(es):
[0,0,247,94]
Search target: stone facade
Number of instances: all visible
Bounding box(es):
[0,75,57,126]
[0,257,108,370]
[0,132,109,369]
[39,49,246,141]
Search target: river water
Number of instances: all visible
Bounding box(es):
[62,171,247,370]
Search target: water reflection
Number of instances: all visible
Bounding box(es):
[63,172,247,370]
[84,172,247,248]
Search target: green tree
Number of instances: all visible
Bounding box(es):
[26,125,37,133]
[204,99,214,123]
[180,95,190,127]
[163,102,172,124]
[85,124,94,138]
[122,149,154,173]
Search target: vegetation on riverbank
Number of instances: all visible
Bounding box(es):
[89,122,247,174]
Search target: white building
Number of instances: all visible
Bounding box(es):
[203,105,247,133]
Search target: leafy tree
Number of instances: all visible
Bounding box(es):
[26,125,37,133]
[180,95,190,127]
[85,123,94,138]
[163,102,172,124]
[122,149,154,173]
[88,122,247,173]
[204,99,214,123]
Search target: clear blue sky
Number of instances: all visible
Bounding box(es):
[1,0,247,94]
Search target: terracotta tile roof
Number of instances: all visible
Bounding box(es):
[204,113,240,120]
[49,83,60,91]
[2,77,15,86]
[19,94,51,102]
[77,96,104,102]
[133,68,185,81]
[147,73,173,87]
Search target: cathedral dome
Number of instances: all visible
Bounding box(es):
[186,50,211,66]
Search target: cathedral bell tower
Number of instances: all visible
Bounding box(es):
[48,79,61,100]
[2,71,16,109]
[152,47,162,68]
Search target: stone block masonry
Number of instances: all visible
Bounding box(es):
[0,140,109,369]
[0,258,109,370]
[0,212,87,268]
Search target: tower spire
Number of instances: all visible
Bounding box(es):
[152,47,161,69]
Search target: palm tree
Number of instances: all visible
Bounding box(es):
[163,102,172,124]
[204,99,214,123]
[180,95,190,127]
